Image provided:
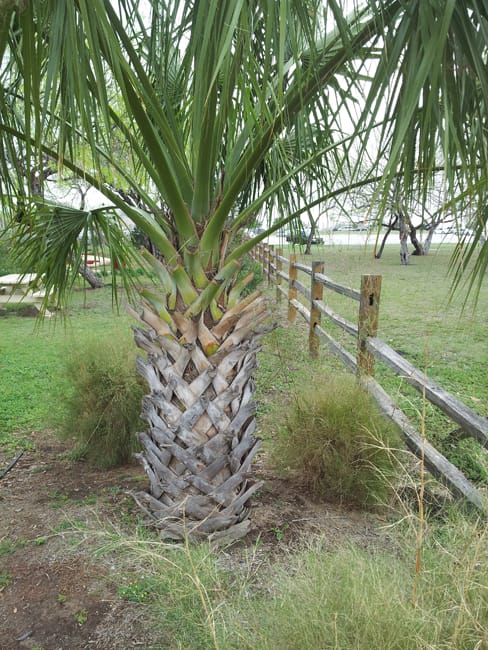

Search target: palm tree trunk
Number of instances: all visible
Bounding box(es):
[130,294,272,545]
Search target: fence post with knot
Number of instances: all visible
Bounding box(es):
[309,260,324,358]
[267,244,274,285]
[357,274,382,377]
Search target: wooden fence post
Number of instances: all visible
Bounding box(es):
[268,244,274,285]
[251,243,259,264]
[257,243,264,272]
[357,274,382,377]
[276,247,283,303]
[287,254,298,322]
[309,261,324,358]
[259,244,265,278]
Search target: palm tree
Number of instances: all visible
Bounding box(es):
[1,1,488,542]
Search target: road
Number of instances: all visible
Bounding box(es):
[260,231,462,247]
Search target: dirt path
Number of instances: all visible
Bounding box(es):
[1,432,389,650]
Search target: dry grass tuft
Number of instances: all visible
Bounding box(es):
[272,374,403,508]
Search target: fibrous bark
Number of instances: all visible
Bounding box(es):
[129,292,272,545]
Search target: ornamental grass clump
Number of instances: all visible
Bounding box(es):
[273,374,402,508]
[59,329,143,468]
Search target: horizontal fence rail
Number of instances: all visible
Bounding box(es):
[250,243,488,512]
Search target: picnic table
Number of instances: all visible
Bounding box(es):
[0,273,51,315]
[85,254,111,268]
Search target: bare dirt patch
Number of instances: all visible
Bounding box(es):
[0,433,158,650]
[1,432,391,649]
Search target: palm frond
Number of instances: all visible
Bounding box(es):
[2,0,488,301]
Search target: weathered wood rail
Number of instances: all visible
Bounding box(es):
[251,243,488,512]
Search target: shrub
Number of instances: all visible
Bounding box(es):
[58,328,144,468]
[235,254,264,297]
[0,235,22,275]
[272,374,402,508]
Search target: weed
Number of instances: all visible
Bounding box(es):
[85,522,236,649]
[222,520,488,650]
[52,519,87,533]
[272,374,402,508]
[0,538,27,556]
[73,507,488,650]
[57,593,67,604]
[118,579,155,603]
[33,536,47,546]
[48,489,70,508]
[0,571,13,588]
[270,526,286,542]
[74,607,88,625]
[57,327,144,468]
[30,463,51,474]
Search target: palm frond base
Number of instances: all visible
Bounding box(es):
[131,323,269,545]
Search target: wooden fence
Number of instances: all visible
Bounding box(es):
[251,243,488,512]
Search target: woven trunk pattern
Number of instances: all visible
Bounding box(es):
[132,325,263,544]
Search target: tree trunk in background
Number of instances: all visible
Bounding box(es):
[409,223,425,256]
[423,230,434,254]
[78,264,104,289]
[304,222,316,255]
[399,212,410,265]
[375,214,398,259]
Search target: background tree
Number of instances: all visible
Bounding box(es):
[1,1,488,541]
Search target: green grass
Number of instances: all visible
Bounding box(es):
[271,374,402,508]
[0,285,135,452]
[0,237,22,275]
[261,242,488,481]
[1,242,488,648]
[0,322,68,449]
[79,511,488,650]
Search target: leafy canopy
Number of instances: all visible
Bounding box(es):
[1,1,488,308]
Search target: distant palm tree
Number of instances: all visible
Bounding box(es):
[1,1,487,542]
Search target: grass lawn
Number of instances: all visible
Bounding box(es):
[257,241,488,482]
[279,241,487,404]
[1,244,488,649]
[0,285,133,451]
[1,243,487,474]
